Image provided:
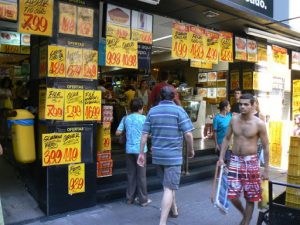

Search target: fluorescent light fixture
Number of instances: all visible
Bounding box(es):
[245,27,300,47]
[138,0,160,5]
[153,35,172,42]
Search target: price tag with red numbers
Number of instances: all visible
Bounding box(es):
[172,22,189,59]
[205,29,220,64]
[45,88,64,120]
[68,163,85,195]
[18,0,53,36]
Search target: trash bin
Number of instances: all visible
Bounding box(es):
[8,109,36,163]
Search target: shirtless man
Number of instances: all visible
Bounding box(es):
[218,93,269,225]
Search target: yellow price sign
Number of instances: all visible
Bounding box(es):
[68,163,85,195]
[66,47,83,78]
[188,25,206,60]
[18,0,53,36]
[45,88,64,120]
[106,23,130,40]
[77,7,94,37]
[219,32,233,62]
[48,45,66,77]
[230,71,240,90]
[132,29,152,44]
[272,45,287,65]
[172,22,189,59]
[64,89,84,121]
[58,3,76,35]
[84,90,101,121]
[205,29,219,64]
[0,1,17,21]
[82,49,98,79]
[242,71,253,90]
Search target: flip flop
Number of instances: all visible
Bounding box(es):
[169,208,179,218]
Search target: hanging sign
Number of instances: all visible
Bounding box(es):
[272,45,287,65]
[230,71,240,90]
[68,163,85,195]
[45,88,64,120]
[131,10,153,44]
[58,3,76,35]
[106,4,131,40]
[247,39,257,62]
[257,43,267,62]
[18,0,53,36]
[243,71,253,90]
[292,51,300,71]
[66,47,83,78]
[0,0,17,21]
[138,44,152,70]
[219,32,233,62]
[235,37,247,61]
[64,89,84,121]
[84,90,101,121]
[205,29,219,64]
[48,45,65,77]
[293,80,300,118]
[77,7,94,37]
[190,60,213,69]
[42,132,81,166]
[188,25,206,61]
[82,49,98,79]
[171,22,189,59]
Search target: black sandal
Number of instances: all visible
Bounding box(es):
[169,209,179,218]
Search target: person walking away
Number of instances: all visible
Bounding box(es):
[149,71,181,107]
[137,86,194,225]
[213,100,232,162]
[135,80,151,112]
[116,98,151,206]
[218,93,269,225]
[231,88,242,115]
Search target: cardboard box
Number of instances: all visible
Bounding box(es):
[97,151,111,161]
[97,167,112,177]
[97,159,113,168]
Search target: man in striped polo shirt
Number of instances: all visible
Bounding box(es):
[137,86,194,225]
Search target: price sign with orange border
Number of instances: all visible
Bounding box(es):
[235,37,247,61]
[84,90,101,121]
[66,47,83,78]
[0,0,17,21]
[77,7,94,37]
[219,32,233,62]
[131,11,153,44]
[82,49,98,79]
[45,88,64,120]
[68,163,85,195]
[58,3,76,35]
[205,29,219,64]
[48,45,65,77]
[188,25,206,60]
[18,0,53,36]
[272,45,287,65]
[247,39,257,62]
[172,22,189,59]
[42,132,81,166]
[64,89,84,121]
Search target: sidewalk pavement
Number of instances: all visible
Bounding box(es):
[17,168,286,225]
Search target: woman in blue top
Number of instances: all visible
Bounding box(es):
[116,98,151,207]
[213,100,232,161]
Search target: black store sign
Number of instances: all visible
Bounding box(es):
[225,0,273,18]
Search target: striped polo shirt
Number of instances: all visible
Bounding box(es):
[143,100,194,165]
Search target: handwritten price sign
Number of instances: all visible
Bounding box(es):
[82,49,98,79]
[77,7,94,37]
[48,45,65,77]
[66,47,83,78]
[219,32,233,62]
[172,22,189,59]
[64,89,84,121]
[58,3,76,35]
[205,30,219,64]
[45,88,64,120]
[84,90,101,121]
[188,26,206,60]
[42,132,81,166]
[132,30,152,44]
[18,0,53,36]
[106,23,130,40]
[68,163,85,195]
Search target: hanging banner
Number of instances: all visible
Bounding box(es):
[190,60,212,69]
[131,10,152,44]
[0,0,17,21]
[247,39,257,62]
[45,88,64,120]
[18,0,53,36]
[68,163,85,195]
[243,71,253,90]
[48,45,65,77]
[66,47,83,78]
[205,29,219,64]
[64,89,84,121]
[42,132,81,166]
[272,45,287,65]
[235,37,247,61]
[230,71,240,90]
[292,51,300,71]
[77,7,94,37]
[257,43,267,62]
[106,4,131,40]
[219,32,233,62]
[84,90,101,121]
[171,22,189,59]
[39,46,48,77]
[82,49,98,79]
[138,44,152,70]
[106,37,138,69]
[58,3,76,35]
[188,25,206,61]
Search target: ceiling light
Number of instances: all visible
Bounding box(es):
[245,27,300,47]
[138,0,160,5]
[153,35,172,42]
[203,10,219,18]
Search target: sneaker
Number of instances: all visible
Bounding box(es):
[140,199,152,207]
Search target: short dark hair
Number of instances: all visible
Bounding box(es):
[240,93,255,105]
[160,86,175,101]
[130,98,144,112]
[160,71,169,81]
[218,100,229,111]
[234,87,241,93]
